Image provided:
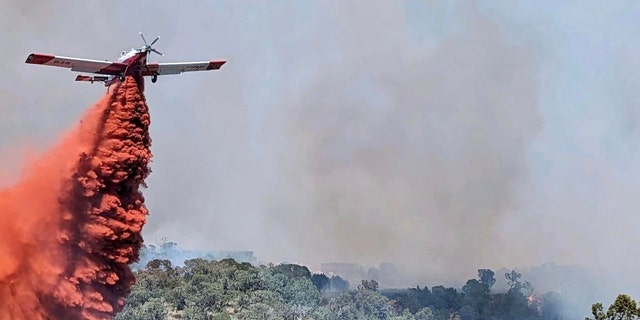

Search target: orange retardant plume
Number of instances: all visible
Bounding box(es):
[0,76,152,319]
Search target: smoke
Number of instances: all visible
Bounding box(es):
[265,2,541,281]
[0,76,152,319]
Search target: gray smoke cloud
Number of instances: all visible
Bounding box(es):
[263,2,541,280]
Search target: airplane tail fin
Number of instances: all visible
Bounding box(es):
[75,75,109,84]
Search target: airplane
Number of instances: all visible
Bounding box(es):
[24,32,226,87]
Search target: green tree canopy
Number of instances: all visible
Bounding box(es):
[586,294,640,320]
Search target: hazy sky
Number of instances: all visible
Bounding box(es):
[2,0,640,292]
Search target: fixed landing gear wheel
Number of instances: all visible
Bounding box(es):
[118,74,125,82]
[151,75,158,83]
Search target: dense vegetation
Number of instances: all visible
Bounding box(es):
[585,294,640,320]
[116,258,565,320]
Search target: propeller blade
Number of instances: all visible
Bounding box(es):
[150,36,160,46]
[151,48,164,56]
[139,32,148,46]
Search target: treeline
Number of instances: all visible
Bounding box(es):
[116,258,566,319]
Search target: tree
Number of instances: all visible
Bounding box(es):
[281,277,320,308]
[586,294,640,320]
[270,263,312,279]
[235,290,286,320]
[355,282,393,319]
[329,275,350,291]
[358,280,379,292]
[114,297,167,320]
[312,273,331,292]
[505,270,534,296]
[414,307,436,320]
[326,292,363,320]
[404,286,434,313]
[430,285,460,312]
[478,269,496,289]
[484,271,536,319]
[461,279,490,318]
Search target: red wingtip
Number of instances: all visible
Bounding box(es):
[25,53,55,64]
[207,60,227,70]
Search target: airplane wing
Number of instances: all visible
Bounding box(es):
[75,75,110,83]
[25,53,127,75]
[140,60,226,76]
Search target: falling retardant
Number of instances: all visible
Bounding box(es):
[0,76,152,319]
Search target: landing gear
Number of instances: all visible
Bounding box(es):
[151,75,158,83]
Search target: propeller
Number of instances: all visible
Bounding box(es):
[139,32,164,57]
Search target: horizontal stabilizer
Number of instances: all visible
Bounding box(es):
[75,75,109,83]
